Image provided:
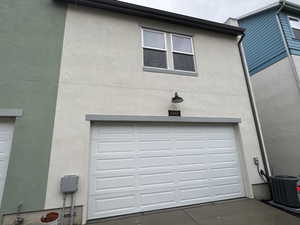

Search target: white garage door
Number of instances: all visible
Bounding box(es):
[0,119,14,204]
[88,123,244,219]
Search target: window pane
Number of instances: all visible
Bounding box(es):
[143,30,165,49]
[144,49,167,68]
[293,28,300,40]
[289,17,300,29]
[173,53,195,72]
[172,35,193,53]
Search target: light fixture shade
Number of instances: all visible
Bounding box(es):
[172,92,184,103]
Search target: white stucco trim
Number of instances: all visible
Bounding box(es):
[86,114,242,123]
[0,109,23,117]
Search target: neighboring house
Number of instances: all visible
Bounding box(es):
[234,0,300,176]
[0,0,66,218]
[1,0,270,224]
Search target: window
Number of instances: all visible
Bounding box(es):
[289,16,300,40]
[171,34,195,72]
[142,29,167,69]
[142,28,196,74]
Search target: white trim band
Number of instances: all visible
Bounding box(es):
[86,115,241,124]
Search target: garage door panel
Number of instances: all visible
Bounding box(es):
[91,188,138,198]
[91,175,136,192]
[94,158,135,171]
[91,169,136,178]
[210,161,239,169]
[89,123,244,219]
[0,120,14,206]
[93,134,134,143]
[178,179,210,190]
[177,164,208,172]
[176,155,207,166]
[139,156,175,168]
[207,139,235,148]
[138,150,173,158]
[173,126,206,135]
[94,152,136,160]
[139,166,174,175]
[94,142,136,153]
[178,187,211,203]
[210,167,240,178]
[92,124,134,135]
[89,194,138,218]
[213,183,243,197]
[139,172,175,186]
[178,170,209,182]
[210,176,241,185]
[209,153,238,163]
[137,128,171,138]
[206,132,234,139]
[207,147,236,154]
[140,190,177,209]
[138,140,171,151]
[174,140,206,150]
[175,149,207,156]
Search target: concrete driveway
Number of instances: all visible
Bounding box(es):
[88,198,300,225]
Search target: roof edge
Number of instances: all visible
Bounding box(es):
[57,0,244,36]
[237,2,280,20]
[237,1,300,21]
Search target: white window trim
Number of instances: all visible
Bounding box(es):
[141,28,197,75]
[141,28,167,51]
[288,16,300,30]
[288,16,300,40]
[170,33,194,55]
[171,33,196,73]
[288,16,299,23]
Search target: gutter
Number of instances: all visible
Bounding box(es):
[279,0,300,12]
[56,0,244,36]
[276,0,300,90]
[238,34,272,179]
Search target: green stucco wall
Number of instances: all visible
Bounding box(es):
[0,0,66,213]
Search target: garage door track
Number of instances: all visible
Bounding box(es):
[88,198,300,225]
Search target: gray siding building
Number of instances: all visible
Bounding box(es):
[235,1,300,176]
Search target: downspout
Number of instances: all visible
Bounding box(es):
[276,0,300,89]
[238,33,272,179]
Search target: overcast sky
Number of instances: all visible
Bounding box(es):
[122,0,300,22]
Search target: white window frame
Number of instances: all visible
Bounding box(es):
[141,28,168,70]
[170,33,196,72]
[170,33,194,55]
[288,16,300,28]
[141,27,197,75]
[288,16,300,38]
[141,28,167,51]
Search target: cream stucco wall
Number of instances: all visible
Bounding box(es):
[45,5,264,222]
[251,56,300,176]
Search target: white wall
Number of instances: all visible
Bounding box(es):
[252,57,300,176]
[45,5,264,222]
[292,55,300,87]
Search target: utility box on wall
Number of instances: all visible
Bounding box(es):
[60,175,79,194]
[270,176,300,208]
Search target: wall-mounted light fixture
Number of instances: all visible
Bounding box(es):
[171,92,184,104]
[169,92,183,117]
